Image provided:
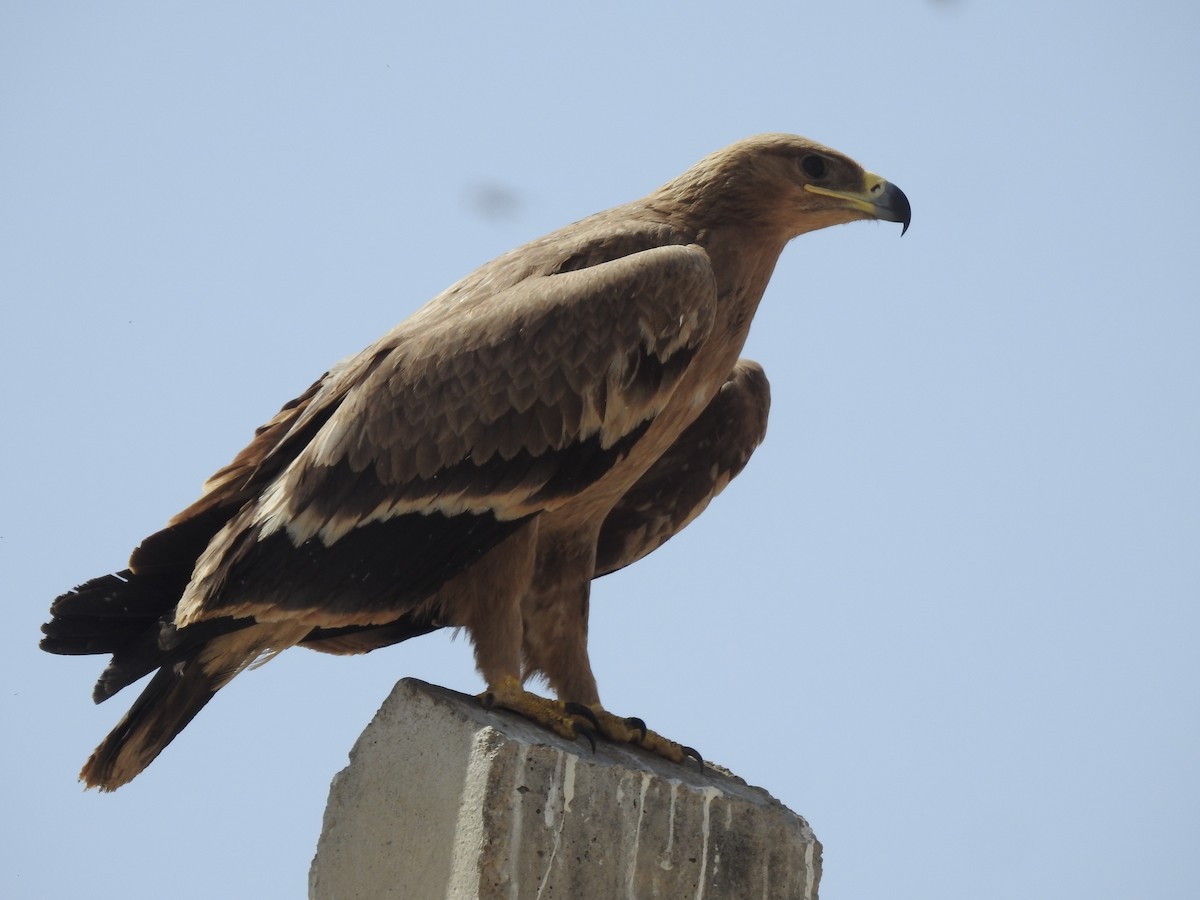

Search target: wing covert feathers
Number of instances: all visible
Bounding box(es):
[175,243,716,627]
[596,359,770,575]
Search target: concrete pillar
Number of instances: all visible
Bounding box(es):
[310,679,821,899]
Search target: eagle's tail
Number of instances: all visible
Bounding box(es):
[41,567,248,701]
[80,655,223,791]
[78,619,308,791]
[42,566,306,790]
[40,564,226,789]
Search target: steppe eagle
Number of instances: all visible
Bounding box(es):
[41,133,910,789]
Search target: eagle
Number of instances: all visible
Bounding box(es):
[41,134,910,790]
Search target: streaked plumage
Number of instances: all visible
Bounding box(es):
[41,133,909,789]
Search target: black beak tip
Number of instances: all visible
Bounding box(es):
[892,184,912,236]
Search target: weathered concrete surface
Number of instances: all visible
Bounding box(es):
[310,678,821,900]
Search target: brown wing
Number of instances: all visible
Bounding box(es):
[173,243,717,628]
[43,237,714,699]
[298,359,769,657]
[595,358,770,575]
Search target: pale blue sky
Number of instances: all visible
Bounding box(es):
[3,3,1197,898]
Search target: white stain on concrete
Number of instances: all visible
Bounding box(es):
[509,743,529,900]
[626,772,652,899]
[694,786,723,900]
[658,780,678,871]
[535,751,576,900]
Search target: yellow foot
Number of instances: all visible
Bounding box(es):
[478,678,702,768]
[478,676,596,745]
[584,706,703,769]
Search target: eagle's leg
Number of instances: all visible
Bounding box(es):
[439,523,595,743]
[519,522,700,765]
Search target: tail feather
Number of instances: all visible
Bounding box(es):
[41,571,180,656]
[41,547,309,789]
[43,505,322,789]
[81,655,221,791]
[43,507,441,789]
[43,507,233,658]
[80,620,311,790]
[41,567,243,703]
[48,569,180,619]
[90,616,247,703]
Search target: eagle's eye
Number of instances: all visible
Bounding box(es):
[800,155,827,179]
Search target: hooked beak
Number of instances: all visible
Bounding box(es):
[804,172,911,235]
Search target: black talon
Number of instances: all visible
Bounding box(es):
[563,701,600,730]
[573,722,598,753]
[624,716,648,742]
[682,745,704,771]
